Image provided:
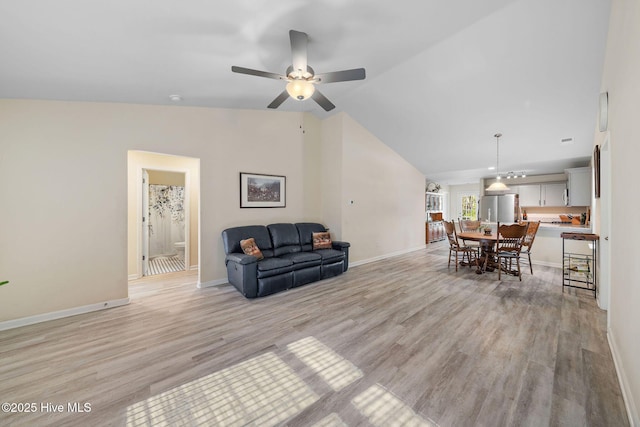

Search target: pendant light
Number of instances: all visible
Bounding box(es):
[486,133,510,191]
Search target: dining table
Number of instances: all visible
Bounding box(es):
[457,231,499,274]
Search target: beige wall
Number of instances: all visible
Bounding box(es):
[0,100,308,321]
[0,100,426,323]
[328,113,426,263]
[127,151,199,276]
[597,0,640,423]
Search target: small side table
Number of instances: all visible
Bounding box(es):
[561,232,599,297]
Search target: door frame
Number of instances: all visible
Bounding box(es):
[136,165,191,278]
[598,133,612,313]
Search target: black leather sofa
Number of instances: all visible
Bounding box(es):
[221,222,350,298]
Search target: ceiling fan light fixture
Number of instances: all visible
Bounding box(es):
[286,79,315,101]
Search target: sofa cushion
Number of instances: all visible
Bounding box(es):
[240,238,264,260]
[256,257,294,279]
[314,248,345,263]
[268,223,302,256]
[295,223,327,251]
[279,251,322,269]
[312,232,332,250]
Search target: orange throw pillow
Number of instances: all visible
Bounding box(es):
[240,238,264,260]
[312,232,332,250]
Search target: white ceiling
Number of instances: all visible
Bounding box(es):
[0,0,611,185]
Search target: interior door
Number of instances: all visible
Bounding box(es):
[599,136,611,311]
[142,169,150,276]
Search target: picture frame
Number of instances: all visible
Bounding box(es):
[593,145,601,198]
[240,172,286,208]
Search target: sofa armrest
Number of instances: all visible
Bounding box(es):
[225,253,259,298]
[332,241,350,272]
[332,241,350,250]
[226,253,258,265]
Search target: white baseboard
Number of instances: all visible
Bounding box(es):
[608,327,639,427]
[0,298,130,332]
[189,265,199,271]
[198,278,228,288]
[350,245,427,267]
[531,260,562,269]
[128,274,139,281]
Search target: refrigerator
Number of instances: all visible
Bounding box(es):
[479,194,519,223]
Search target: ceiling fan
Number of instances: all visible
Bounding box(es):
[232,30,366,112]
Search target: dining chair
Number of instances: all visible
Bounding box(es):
[458,219,482,254]
[519,220,541,275]
[496,222,529,281]
[444,220,477,271]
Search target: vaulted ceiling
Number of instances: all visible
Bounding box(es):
[0,0,611,184]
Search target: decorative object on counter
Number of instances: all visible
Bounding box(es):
[522,209,527,220]
[486,133,510,192]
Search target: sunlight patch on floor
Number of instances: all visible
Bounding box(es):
[352,384,439,427]
[126,352,317,426]
[287,336,363,391]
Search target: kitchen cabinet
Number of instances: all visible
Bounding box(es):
[566,167,591,206]
[426,221,445,244]
[518,185,541,207]
[518,183,567,207]
[542,183,567,206]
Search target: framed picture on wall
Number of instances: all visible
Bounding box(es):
[240,172,286,208]
[593,145,601,198]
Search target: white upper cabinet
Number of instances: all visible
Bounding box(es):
[566,167,592,206]
[542,183,567,206]
[518,183,567,206]
[519,185,542,206]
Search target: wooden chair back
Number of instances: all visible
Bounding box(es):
[443,220,459,248]
[497,223,529,254]
[521,220,541,251]
[459,220,481,233]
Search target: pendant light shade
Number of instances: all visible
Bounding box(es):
[486,133,510,191]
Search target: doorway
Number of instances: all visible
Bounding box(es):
[143,169,187,276]
[127,150,200,281]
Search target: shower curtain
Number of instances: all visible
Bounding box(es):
[149,185,185,258]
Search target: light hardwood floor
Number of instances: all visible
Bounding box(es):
[0,243,629,426]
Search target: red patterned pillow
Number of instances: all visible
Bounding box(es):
[312,232,332,250]
[240,238,264,260]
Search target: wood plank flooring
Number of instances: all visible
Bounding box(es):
[0,243,629,426]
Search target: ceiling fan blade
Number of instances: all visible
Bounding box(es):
[289,30,308,74]
[312,89,335,112]
[231,66,286,80]
[267,90,290,109]
[315,68,366,84]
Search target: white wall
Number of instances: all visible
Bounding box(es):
[334,113,426,263]
[597,0,640,423]
[0,100,426,324]
[0,100,308,322]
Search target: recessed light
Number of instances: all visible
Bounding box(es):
[169,94,182,102]
[488,166,495,170]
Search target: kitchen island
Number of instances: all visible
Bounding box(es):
[529,223,593,268]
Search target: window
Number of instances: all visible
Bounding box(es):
[461,195,478,220]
